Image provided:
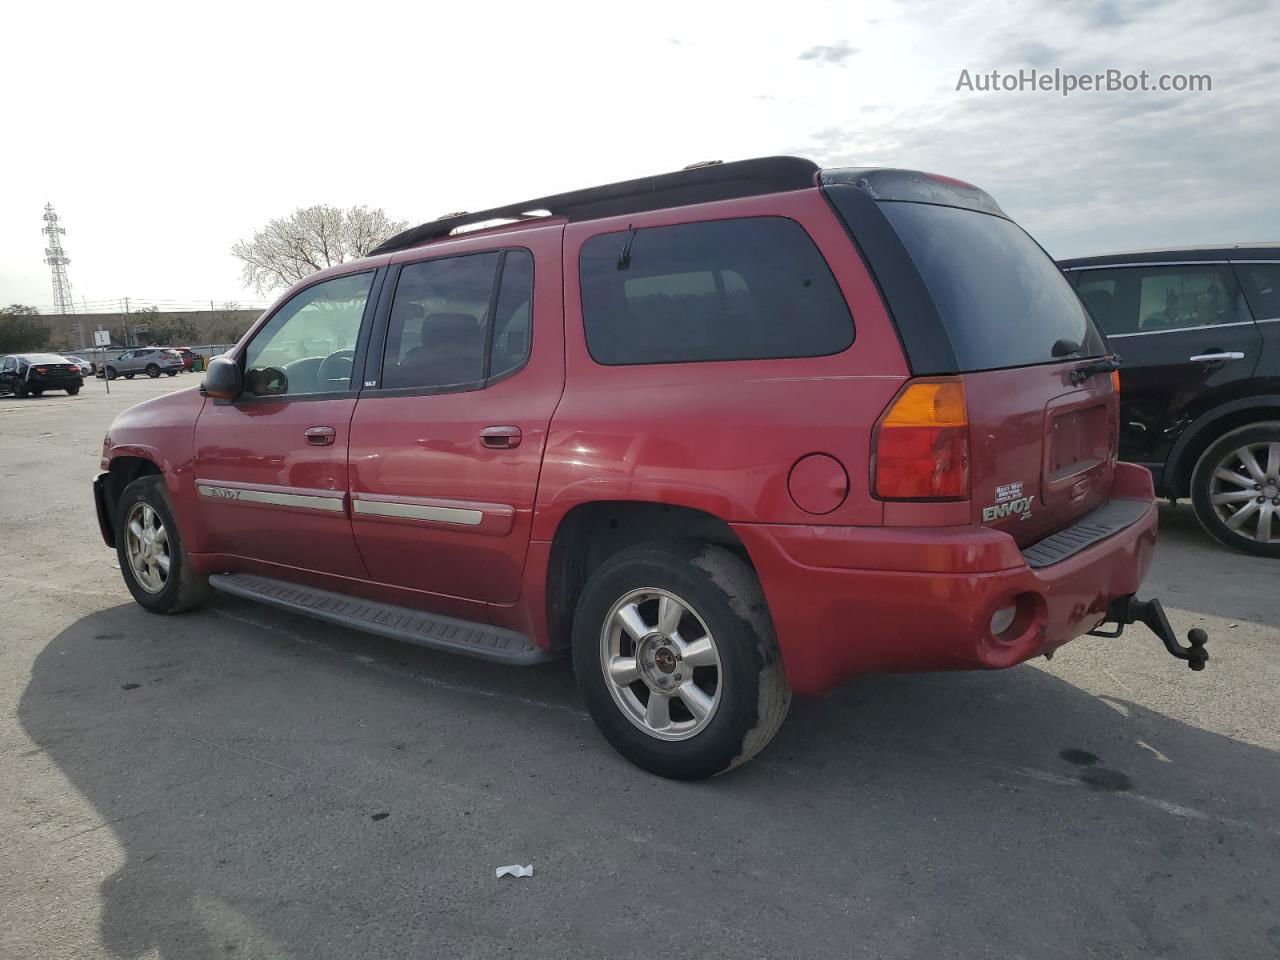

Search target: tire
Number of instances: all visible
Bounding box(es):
[146,364,160,378]
[1190,420,1280,558]
[67,386,80,395]
[115,475,209,613]
[572,543,790,780]
[166,369,178,377]
[13,382,28,398]
[31,389,44,397]
[105,366,117,380]
[125,373,135,380]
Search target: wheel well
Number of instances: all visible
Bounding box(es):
[545,502,750,650]
[1169,405,1280,498]
[103,457,162,532]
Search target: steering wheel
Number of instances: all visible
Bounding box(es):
[316,349,356,388]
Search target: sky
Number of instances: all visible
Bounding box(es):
[1,0,1276,313]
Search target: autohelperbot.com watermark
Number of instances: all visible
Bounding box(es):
[956,67,1211,96]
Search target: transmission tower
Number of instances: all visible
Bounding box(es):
[42,203,81,348]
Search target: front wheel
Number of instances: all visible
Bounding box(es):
[115,476,209,613]
[67,385,80,395]
[104,366,117,380]
[1190,421,1280,558]
[13,382,28,398]
[572,543,790,779]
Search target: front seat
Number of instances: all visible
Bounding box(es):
[401,313,485,386]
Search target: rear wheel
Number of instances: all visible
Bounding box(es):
[146,364,160,378]
[1191,421,1280,558]
[115,476,209,613]
[67,385,80,395]
[165,369,177,377]
[572,543,790,779]
[104,366,117,380]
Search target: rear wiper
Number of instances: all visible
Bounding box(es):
[1070,354,1121,386]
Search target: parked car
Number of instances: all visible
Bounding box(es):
[1060,245,1280,557]
[0,353,83,397]
[93,158,1208,779]
[64,356,96,376]
[102,347,183,380]
[169,347,196,371]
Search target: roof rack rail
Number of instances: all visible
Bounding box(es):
[371,156,819,255]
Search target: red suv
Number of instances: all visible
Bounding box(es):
[93,158,1207,779]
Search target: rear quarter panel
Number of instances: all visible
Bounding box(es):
[533,189,909,539]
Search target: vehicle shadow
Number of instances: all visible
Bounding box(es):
[17,599,1280,959]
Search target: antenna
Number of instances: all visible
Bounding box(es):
[43,203,81,349]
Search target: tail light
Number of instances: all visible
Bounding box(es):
[873,379,970,500]
[35,366,48,374]
[1111,369,1121,394]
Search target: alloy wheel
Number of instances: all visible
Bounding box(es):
[125,501,171,593]
[599,587,723,741]
[1209,441,1280,545]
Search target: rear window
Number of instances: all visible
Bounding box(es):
[880,202,1105,370]
[24,354,71,364]
[579,217,853,365]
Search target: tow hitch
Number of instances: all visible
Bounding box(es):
[1088,595,1209,671]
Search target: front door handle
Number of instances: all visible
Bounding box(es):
[480,425,522,449]
[1189,352,1245,362]
[304,426,336,446]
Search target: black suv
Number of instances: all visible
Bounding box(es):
[1060,245,1280,556]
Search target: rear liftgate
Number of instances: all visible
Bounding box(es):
[1088,596,1210,671]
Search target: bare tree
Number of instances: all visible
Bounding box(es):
[231,206,409,295]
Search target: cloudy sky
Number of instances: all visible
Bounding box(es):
[1,0,1275,312]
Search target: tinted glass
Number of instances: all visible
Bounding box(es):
[1073,264,1246,336]
[881,202,1105,369]
[1234,262,1280,321]
[242,271,373,397]
[579,217,853,365]
[490,250,534,378]
[382,252,499,390]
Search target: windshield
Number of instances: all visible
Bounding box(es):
[880,201,1105,371]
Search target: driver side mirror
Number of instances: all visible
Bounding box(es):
[201,356,243,403]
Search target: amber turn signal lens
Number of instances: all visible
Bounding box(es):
[880,381,968,427]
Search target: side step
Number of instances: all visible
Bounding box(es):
[208,573,557,666]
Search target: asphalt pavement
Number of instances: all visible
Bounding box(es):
[2,373,1277,959]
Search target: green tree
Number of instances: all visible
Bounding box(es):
[0,305,48,352]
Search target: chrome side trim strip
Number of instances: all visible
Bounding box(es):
[1062,260,1229,271]
[1106,320,1256,339]
[197,484,345,512]
[1255,316,1280,324]
[351,499,483,526]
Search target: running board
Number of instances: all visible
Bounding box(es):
[208,573,557,665]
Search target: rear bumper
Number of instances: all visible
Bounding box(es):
[734,462,1159,696]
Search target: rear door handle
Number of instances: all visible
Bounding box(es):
[304,426,336,445]
[480,425,522,449]
[1189,352,1245,362]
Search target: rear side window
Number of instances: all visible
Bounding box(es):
[1074,264,1246,335]
[1234,262,1280,321]
[880,202,1105,369]
[381,249,533,391]
[579,217,853,365]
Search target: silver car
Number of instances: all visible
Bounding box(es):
[103,348,183,380]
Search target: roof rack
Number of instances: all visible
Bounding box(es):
[371,156,819,255]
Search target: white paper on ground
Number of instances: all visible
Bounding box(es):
[495,864,533,878]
